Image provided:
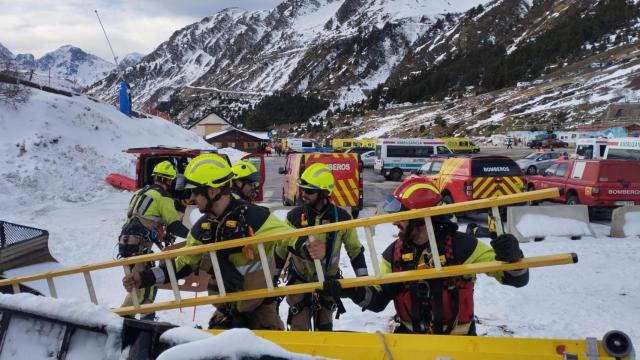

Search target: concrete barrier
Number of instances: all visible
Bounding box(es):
[506,205,595,242]
[609,206,640,238]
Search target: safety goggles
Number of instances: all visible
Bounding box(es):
[190,186,210,197]
[302,188,319,195]
[383,194,402,213]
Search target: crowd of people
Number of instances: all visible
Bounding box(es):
[120,154,528,335]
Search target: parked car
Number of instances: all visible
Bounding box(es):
[105,147,266,201]
[345,147,374,155]
[516,151,565,175]
[373,138,452,181]
[526,159,640,208]
[528,138,568,149]
[416,155,525,205]
[361,150,376,168]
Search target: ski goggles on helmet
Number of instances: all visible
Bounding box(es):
[383,194,403,213]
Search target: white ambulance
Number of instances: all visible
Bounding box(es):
[373,138,452,181]
[574,138,609,159]
[604,137,640,160]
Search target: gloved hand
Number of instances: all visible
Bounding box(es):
[321,279,365,303]
[490,234,523,263]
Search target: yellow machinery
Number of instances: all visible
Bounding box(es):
[358,138,377,149]
[208,329,634,360]
[332,138,359,152]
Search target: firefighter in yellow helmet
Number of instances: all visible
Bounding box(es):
[275,163,368,331]
[231,160,261,203]
[118,160,189,319]
[123,153,290,330]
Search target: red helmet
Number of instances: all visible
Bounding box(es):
[384,176,441,213]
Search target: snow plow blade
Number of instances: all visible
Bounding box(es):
[105,173,137,191]
[1,295,633,360]
[0,220,56,273]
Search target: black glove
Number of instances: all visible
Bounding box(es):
[490,234,523,263]
[321,279,365,303]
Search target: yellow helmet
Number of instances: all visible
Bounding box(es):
[232,160,261,183]
[152,160,177,180]
[184,153,233,189]
[298,163,335,194]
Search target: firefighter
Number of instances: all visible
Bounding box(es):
[231,160,261,203]
[118,160,189,317]
[322,176,528,335]
[122,154,288,330]
[275,163,369,331]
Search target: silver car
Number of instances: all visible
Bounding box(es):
[516,151,564,175]
[361,150,376,168]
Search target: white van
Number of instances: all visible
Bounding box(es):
[373,138,452,181]
[604,138,640,160]
[575,138,609,159]
[285,138,319,153]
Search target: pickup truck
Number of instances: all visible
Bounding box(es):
[526,159,640,207]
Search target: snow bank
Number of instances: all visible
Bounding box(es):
[516,214,593,238]
[217,147,248,163]
[623,211,640,237]
[157,328,318,360]
[0,88,212,210]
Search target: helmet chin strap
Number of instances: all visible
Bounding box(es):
[405,219,426,245]
[204,187,225,214]
[310,191,331,211]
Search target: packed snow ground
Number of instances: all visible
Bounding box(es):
[1,88,638,349]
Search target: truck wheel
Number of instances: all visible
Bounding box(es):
[441,194,453,205]
[390,169,403,182]
[566,194,580,205]
[526,165,537,175]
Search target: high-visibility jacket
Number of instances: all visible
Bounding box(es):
[360,221,528,335]
[140,198,293,312]
[125,184,187,238]
[275,204,368,281]
[127,185,181,227]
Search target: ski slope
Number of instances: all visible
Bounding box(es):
[0,88,638,347]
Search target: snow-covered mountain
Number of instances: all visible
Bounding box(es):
[31,45,115,87]
[0,43,116,89]
[87,0,640,133]
[0,42,13,59]
[88,0,486,122]
[119,52,145,70]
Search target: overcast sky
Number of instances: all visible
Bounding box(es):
[0,0,282,62]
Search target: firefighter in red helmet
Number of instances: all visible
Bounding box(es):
[322,177,529,335]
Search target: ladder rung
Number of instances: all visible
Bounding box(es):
[424,217,442,270]
[47,278,57,298]
[209,251,226,296]
[364,226,380,277]
[83,271,98,305]
[257,244,273,291]
[164,259,182,304]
